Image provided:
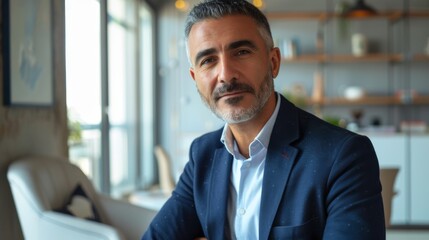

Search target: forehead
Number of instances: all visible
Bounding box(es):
[187,15,264,54]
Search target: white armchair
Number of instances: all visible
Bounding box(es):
[7,156,157,240]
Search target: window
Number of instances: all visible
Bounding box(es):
[108,0,139,196]
[139,2,156,186]
[66,0,155,196]
[66,0,103,190]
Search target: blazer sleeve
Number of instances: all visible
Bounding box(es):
[142,142,204,239]
[323,134,386,240]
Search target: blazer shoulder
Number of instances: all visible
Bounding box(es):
[192,127,224,147]
[277,95,358,144]
[189,127,225,157]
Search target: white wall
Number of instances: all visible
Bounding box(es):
[157,2,223,178]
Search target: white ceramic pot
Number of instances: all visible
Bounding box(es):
[351,33,367,57]
[344,86,365,100]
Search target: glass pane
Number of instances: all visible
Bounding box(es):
[139,2,156,187]
[65,0,102,190]
[108,0,138,196]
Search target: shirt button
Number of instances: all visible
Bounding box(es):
[238,208,246,216]
[243,162,251,168]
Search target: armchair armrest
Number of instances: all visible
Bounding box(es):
[99,195,158,240]
[41,211,125,240]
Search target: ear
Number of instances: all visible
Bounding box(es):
[189,67,196,81]
[270,47,281,78]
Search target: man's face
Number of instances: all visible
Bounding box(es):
[188,15,280,124]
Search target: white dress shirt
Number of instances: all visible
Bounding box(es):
[220,93,281,240]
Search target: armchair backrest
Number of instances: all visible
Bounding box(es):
[380,167,399,227]
[154,145,175,195]
[7,156,106,238]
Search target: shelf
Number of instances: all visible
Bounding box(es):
[308,95,429,106]
[310,96,396,106]
[282,54,403,63]
[340,11,404,21]
[266,10,429,21]
[407,11,429,18]
[266,12,329,21]
[414,96,429,105]
[328,54,403,63]
[413,54,429,62]
[281,54,325,63]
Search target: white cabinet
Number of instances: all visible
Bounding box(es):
[368,134,429,224]
[369,134,408,224]
[410,136,429,223]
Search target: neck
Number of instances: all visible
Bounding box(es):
[229,93,277,158]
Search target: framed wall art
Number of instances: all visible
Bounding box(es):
[2,0,54,107]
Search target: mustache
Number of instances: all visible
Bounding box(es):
[213,81,255,101]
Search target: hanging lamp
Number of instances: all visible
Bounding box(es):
[345,0,377,17]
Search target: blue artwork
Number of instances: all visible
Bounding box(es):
[20,42,43,90]
[19,0,43,90]
[4,0,53,106]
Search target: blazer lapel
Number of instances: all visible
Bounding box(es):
[207,147,233,239]
[259,96,300,240]
[259,145,298,240]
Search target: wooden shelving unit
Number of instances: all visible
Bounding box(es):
[272,8,428,111]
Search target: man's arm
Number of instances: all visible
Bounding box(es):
[323,134,385,239]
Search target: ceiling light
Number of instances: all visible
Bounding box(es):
[175,0,188,11]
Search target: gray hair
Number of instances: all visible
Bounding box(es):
[185,0,274,64]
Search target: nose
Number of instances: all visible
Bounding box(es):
[218,56,238,83]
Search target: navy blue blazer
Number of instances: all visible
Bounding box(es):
[143,95,385,240]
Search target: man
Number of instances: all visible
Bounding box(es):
[142,0,385,239]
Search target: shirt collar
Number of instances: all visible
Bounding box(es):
[220,92,282,157]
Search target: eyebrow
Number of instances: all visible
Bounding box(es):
[193,40,258,66]
[194,48,217,66]
[228,40,257,51]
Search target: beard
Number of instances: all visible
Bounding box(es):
[198,70,274,124]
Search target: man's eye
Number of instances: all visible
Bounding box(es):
[236,49,250,56]
[201,57,215,66]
